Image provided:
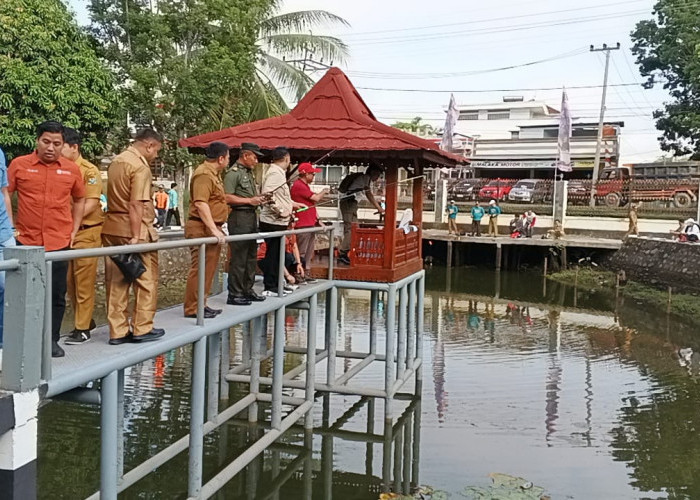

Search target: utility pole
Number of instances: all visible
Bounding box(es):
[589,42,620,207]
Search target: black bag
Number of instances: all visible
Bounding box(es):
[338,172,363,194]
[110,253,146,283]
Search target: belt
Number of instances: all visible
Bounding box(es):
[189,217,223,226]
[229,206,256,212]
[79,222,103,230]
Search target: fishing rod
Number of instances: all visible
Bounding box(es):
[295,174,426,213]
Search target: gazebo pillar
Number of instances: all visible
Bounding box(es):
[383,165,399,270]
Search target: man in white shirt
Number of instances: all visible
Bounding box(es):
[338,163,385,265]
[259,147,304,294]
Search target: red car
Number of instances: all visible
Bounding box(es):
[478,179,515,201]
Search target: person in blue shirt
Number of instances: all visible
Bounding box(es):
[487,199,502,237]
[0,147,16,348]
[165,182,181,226]
[470,201,485,236]
[446,200,459,235]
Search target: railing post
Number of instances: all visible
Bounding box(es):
[207,333,221,421]
[271,306,286,430]
[385,284,397,422]
[100,370,118,500]
[188,337,206,497]
[305,294,318,430]
[1,246,45,392]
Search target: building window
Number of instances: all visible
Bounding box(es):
[543,129,558,138]
[458,111,479,121]
[510,131,520,139]
[487,110,510,120]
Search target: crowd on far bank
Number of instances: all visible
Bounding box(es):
[445,198,700,243]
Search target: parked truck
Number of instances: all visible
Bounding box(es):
[594,162,700,208]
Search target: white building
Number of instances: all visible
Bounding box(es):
[451,97,624,179]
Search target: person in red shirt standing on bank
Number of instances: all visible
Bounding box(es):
[290,162,330,282]
[8,121,86,357]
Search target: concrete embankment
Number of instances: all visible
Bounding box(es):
[607,237,700,293]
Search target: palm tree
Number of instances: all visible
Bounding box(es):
[249,2,350,120]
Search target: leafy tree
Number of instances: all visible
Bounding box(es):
[252,2,350,119]
[631,0,700,157]
[88,0,271,175]
[0,0,122,159]
[391,117,437,137]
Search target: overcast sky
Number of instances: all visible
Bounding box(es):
[67,0,669,163]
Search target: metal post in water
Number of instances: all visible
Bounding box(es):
[249,317,263,422]
[496,242,502,270]
[207,333,221,421]
[402,412,412,494]
[543,256,548,276]
[197,243,206,326]
[326,287,338,386]
[220,329,230,400]
[411,398,422,487]
[385,285,397,421]
[407,280,416,369]
[668,286,673,314]
[381,415,393,493]
[305,295,318,430]
[370,290,378,355]
[116,369,125,480]
[188,337,206,497]
[303,430,313,500]
[366,398,376,477]
[416,277,425,385]
[393,420,403,492]
[100,370,118,500]
[271,306,286,430]
[397,285,408,380]
[446,240,453,268]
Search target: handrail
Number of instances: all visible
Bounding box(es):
[46,226,331,262]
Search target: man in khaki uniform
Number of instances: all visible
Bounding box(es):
[102,129,165,344]
[61,128,104,344]
[183,142,229,318]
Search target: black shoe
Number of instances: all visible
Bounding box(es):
[132,329,165,342]
[245,292,266,302]
[52,341,65,358]
[227,296,252,306]
[65,329,91,345]
[338,255,351,266]
[304,276,318,283]
[109,334,133,345]
[185,310,217,319]
[205,306,223,315]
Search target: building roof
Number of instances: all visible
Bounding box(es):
[453,100,559,115]
[179,67,466,167]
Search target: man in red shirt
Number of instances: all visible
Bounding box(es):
[8,121,86,357]
[290,162,329,281]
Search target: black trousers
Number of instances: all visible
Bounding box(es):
[19,242,68,342]
[259,221,287,291]
[227,210,258,298]
[165,207,181,226]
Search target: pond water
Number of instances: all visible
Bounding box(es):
[39,268,700,499]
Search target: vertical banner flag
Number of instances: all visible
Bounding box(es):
[440,93,458,152]
[557,88,573,172]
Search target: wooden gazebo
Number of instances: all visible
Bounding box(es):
[180,67,466,283]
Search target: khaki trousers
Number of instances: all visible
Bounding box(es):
[102,234,159,339]
[488,216,498,236]
[67,224,102,330]
[295,230,316,271]
[184,220,222,316]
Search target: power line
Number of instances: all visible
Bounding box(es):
[340,0,648,39]
[347,49,585,80]
[356,82,645,93]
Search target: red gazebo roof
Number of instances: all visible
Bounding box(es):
[179,67,466,167]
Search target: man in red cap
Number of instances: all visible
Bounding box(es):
[291,162,329,281]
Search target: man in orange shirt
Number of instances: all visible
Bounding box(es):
[154,185,168,229]
[8,121,86,357]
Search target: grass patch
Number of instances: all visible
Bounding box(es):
[549,268,700,324]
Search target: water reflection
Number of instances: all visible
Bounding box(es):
[36,268,700,499]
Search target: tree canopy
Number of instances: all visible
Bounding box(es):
[0,0,122,159]
[631,0,700,157]
[391,117,438,137]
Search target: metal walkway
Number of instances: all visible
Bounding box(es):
[0,227,424,500]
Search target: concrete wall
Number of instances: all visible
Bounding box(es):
[608,237,700,292]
